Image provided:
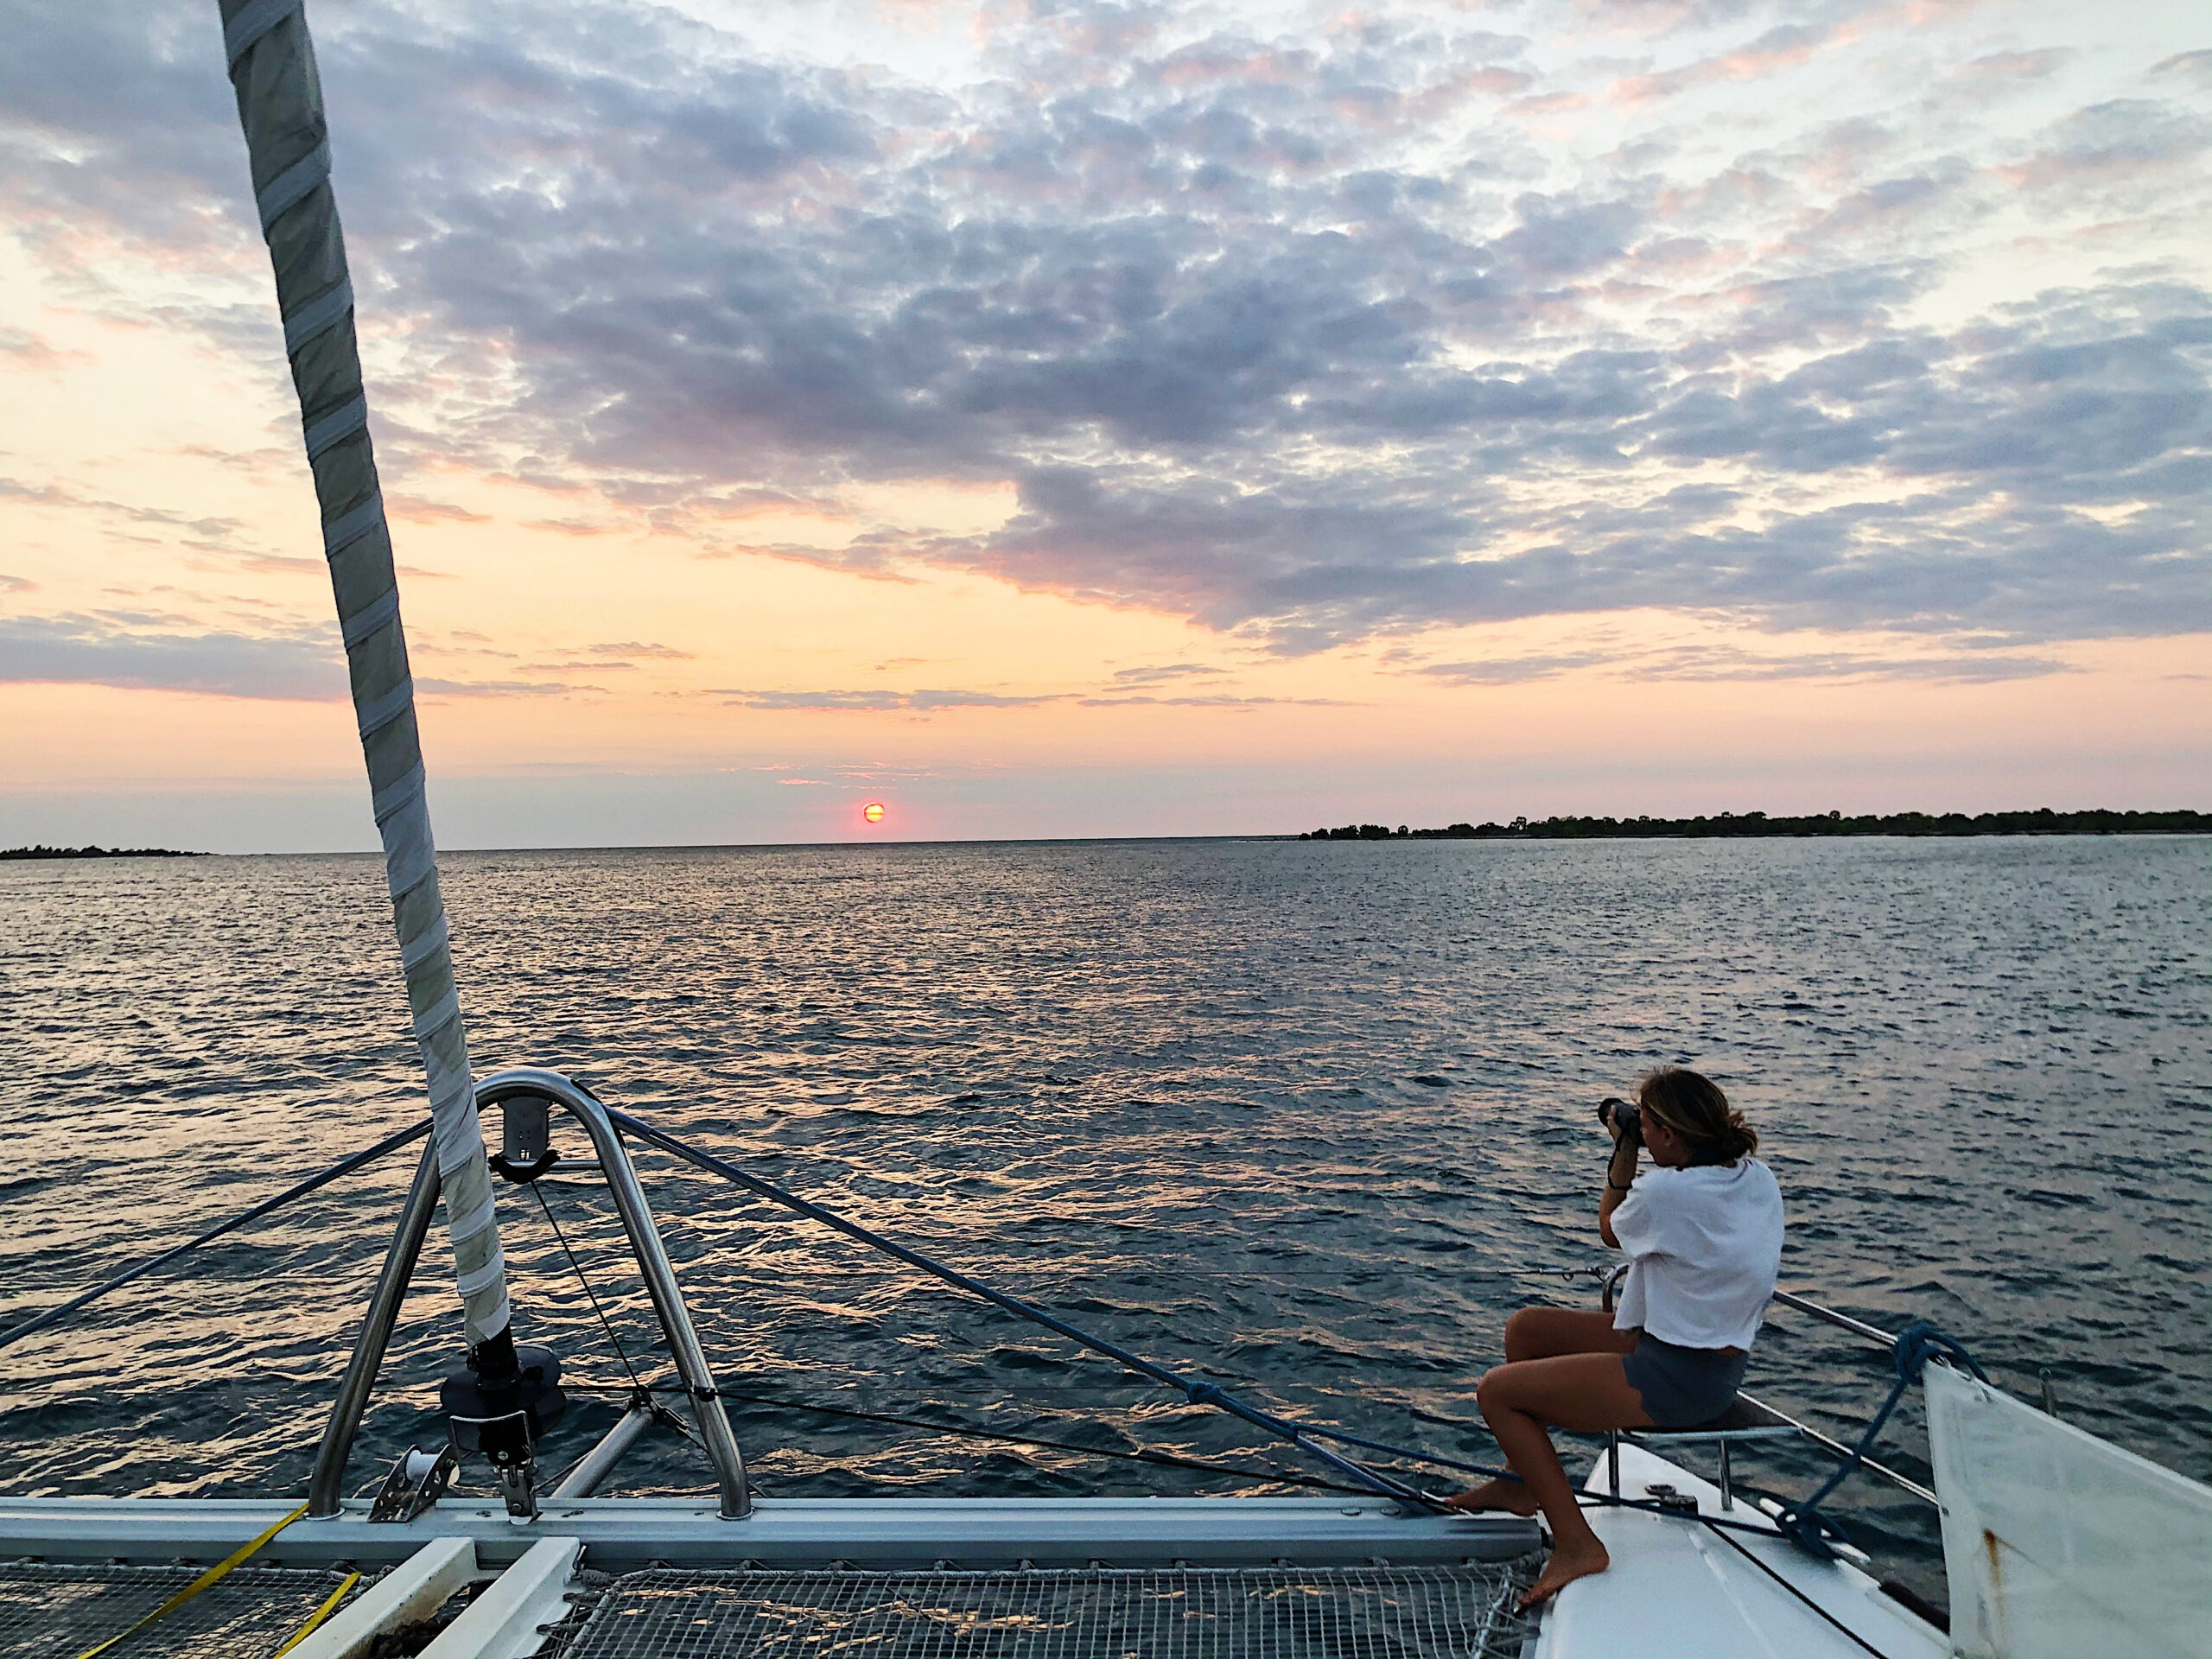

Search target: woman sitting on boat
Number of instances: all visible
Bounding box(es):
[1448,1067,1783,1607]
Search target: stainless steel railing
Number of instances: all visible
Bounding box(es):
[1599,1261,1939,1505]
[307,1067,751,1519]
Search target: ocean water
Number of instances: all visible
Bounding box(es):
[4,836,2209,1606]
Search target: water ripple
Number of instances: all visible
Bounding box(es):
[3,837,2209,1608]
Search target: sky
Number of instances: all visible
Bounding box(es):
[0,0,2207,850]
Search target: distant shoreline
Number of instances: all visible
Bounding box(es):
[1301,809,2212,841]
[7,812,2208,859]
[2,844,208,861]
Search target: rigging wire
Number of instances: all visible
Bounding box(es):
[600,1108,1967,1553]
[0,1119,431,1355]
[607,1106,1446,1509]
[562,1379,1376,1496]
[0,1090,1962,1574]
[530,1196,1368,1497]
[1699,1521,1896,1658]
[530,1182,645,1393]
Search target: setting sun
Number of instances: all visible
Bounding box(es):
[862,802,886,823]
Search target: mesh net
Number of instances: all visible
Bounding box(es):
[550,1565,1535,1659]
[0,1561,363,1659]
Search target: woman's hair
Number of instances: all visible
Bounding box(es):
[1637,1067,1758,1163]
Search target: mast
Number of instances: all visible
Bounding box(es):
[215,0,513,1366]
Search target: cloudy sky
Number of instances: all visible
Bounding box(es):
[1,0,2206,849]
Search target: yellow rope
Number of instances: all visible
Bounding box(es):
[72,1502,308,1659]
[271,1570,361,1656]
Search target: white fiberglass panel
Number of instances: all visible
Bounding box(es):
[1927,1362,2212,1659]
[1536,1444,1943,1659]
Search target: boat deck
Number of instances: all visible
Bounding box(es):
[0,1494,1542,1657]
[1531,1443,1948,1659]
[0,1561,365,1659]
[0,1493,1538,1571]
[546,1566,1532,1659]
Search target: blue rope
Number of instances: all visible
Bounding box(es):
[1770,1319,1986,1558]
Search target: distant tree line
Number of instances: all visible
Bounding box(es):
[2,844,206,860]
[1300,808,2212,841]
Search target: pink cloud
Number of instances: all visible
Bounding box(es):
[1608,24,1830,107]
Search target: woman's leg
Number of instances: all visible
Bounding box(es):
[1476,1353,1653,1607]
[1444,1307,1637,1515]
[1503,1306,1638,1363]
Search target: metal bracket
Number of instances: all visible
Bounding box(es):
[308,1068,752,1520]
[1601,1261,1630,1314]
[369,1443,458,1522]
[1642,1481,1700,1516]
[454,1408,543,1520]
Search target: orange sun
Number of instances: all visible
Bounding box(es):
[862,802,886,823]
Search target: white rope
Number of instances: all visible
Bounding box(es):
[302,391,366,458]
[339,587,400,649]
[371,760,426,824]
[254,138,330,235]
[222,0,299,66]
[219,0,511,1345]
[321,492,383,558]
[282,276,353,356]
[353,675,416,742]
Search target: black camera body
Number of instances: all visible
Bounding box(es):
[1598,1096,1640,1138]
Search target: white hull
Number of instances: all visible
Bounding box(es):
[1534,1443,1946,1659]
[0,1491,1535,1570]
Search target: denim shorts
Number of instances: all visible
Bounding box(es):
[1623,1332,1749,1428]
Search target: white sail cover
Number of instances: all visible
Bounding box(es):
[1926,1361,2212,1659]
[218,0,508,1342]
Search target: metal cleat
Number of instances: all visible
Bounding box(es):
[369,1444,458,1522]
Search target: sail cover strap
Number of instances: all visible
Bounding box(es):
[217,0,510,1343]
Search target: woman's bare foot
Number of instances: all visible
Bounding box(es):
[1440,1478,1540,1516]
[1519,1535,1610,1608]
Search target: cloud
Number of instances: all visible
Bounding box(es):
[0,473,253,555]
[1076,692,1349,706]
[1608,24,1831,106]
[2151,50,2212,86]
[523,518,621,537]
[1420,653,1611,683]
[0,574,36,594]
[0,324,88,369]
[2,0,2207,664]
[1620,645,2072,683]
[1414,642,2075,684]
[0,613,340,699]
[385,495,490,524]
[1999,100,2212,194]
[415,677,582,696]
[713,687,1060,710]
[1955,50,2069,84]
[0,613,605,702]
[1109,662,1228,685]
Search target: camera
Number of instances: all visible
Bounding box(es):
[1598,1096,1640,1138]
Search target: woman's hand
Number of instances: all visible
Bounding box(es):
[1599,1104,1641,1249]
[1599,1097,1639,1146]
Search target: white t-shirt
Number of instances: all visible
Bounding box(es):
[1610,1160,1784,1351]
